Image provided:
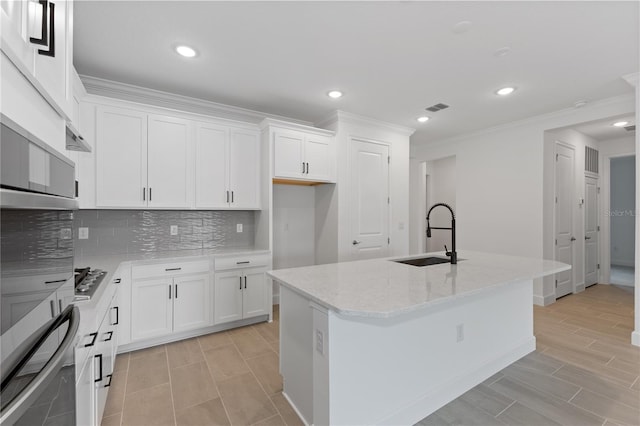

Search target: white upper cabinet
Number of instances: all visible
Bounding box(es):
[195,123,229,209]
[96,106,148,208]
[147,114,191,208]
[195,122,260,209]
[1,0,74,119]
[270,124,335,183]
[229,129,260,209]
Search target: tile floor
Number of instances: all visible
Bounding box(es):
[101,307,302,426]
[104,285,638,426]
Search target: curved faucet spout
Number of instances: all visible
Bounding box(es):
[425,203,457,264]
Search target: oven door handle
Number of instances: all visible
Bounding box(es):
[0,305,80,425]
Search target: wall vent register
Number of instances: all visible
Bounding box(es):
[585,146,599,174]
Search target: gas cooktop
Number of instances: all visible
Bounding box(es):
[74,267,107,300]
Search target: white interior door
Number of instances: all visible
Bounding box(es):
[350,139,389,260]
[555,143,575,298]
[585,175,599,287]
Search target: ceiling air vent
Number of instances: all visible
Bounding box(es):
[624,125,636,132]
[425,103,450,112]
[585,146,599,175]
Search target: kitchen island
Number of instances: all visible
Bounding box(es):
[267,251,570,426]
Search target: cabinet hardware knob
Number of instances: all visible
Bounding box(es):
[239,276,242,290]
[236,261,250,265]
[231,191,234,203]
[113,306,119,325]
[114,278,121,284]
[165,267,182,271]
[352,240,362,245]
[103,331,113,342]
[50,300,55,318]
[226,191,229,203]
[85,332,98,347]
[58,299,62,313]
[169,285,172,299]
[244,276,247,289]
[302,162,305,173]
[94,353,103,383]
[175,284,178,299]
[37,2,55,57]
[149,187,152,201]
[105,374,113,388]
[143,187,146,201]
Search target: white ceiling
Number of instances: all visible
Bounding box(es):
[570,113,636,141]
[74,1,638,145]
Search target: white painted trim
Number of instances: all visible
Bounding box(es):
[380,338,535,425]
[575,283,586,293]
[80,75,313,126]
[418,93,635,149]
[622,72,639,87]
[533,294,556,306]
[317,110,416,136]
[632,331,640,347]
[282,391,310,426]
[259,117,334,136]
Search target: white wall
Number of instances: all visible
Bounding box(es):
[410,94,635,307]
[610,156,636,267]
[272,185,316,269]
[425,156,457,253]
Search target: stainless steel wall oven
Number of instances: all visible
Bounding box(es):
[1,114,80,425]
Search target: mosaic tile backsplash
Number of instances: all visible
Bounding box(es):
[74,210,255,257]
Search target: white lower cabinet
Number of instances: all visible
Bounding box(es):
[75,288,118,426]
[130,261,211,342]
[214,266,268,325]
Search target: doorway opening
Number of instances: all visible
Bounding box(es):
[609,155,635,287]
[424,156,456,253]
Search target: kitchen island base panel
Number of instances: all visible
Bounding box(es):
[279,279,535,425]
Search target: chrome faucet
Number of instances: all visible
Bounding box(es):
[426,203,457,264]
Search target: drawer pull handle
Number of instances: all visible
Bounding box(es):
[94,353,103,383]
[113,306,119,325]
[175,284,178,299]
[244,276,247,289]
[50,300,55,318]
[85,332,98,347]
[231,191,234,203]
[165,267,182,271]
[114,278,121,284]
[105,374,113,388]
[103,331,113,341]
[44,279,66,285]
[236,261,250,265]
[169,285,172,299]
[239,276,242,290]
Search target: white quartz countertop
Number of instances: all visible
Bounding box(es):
[74,248,270,308]
[267,251,570,318]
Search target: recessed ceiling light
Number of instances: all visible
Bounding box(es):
[417,116,430,123]
[452,21,472,34]
[574,100,588,108]
[493,47,511,57]
[613,121,629,127]
[175,45,197,58]
[496,87,516,96]
[327,90,343,99]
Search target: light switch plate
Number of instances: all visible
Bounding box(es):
[236,224,243,233]
[78,227,89,240]
[170,225,178,236]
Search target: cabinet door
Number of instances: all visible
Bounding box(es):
[131,277,173,341]
[304,135,333,182]
[213,271,243,325]
[75,356,96,426]
[173,273,210,333]
[195,122,228,208]
[95,318,114,424]
[0,1,34,76]
[273,131,304,179]
[242,268,268,319]
[96,106,148,208]
[229,129,260,208]
[147,114,191,208]
[33,0,71,117]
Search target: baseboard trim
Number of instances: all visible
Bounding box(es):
[611,260,635,267]
[533,294,556,306]
[378,337,536,425]
[282,391,310,426]
[632,331,640,347]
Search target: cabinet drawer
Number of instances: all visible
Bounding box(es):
[132,260,210,280]
[214,254,270,271]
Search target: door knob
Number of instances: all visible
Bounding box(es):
[570,237,576,241]
[585,236,591,240]
[352,240,361,245]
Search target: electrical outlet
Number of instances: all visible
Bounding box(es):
[78,227,89,240]
[315,330,324,355]
[456,324,464,343]
[236,223,243,233]
[170,225,178,236]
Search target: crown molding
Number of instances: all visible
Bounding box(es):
[415,93,635,149]
[80,75,313,126]
[317,110,416,137]
[259,118,334,136]
[622,72,639,87]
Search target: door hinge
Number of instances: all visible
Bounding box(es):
[597,263,600,269]
[387,237,390,245]
[556,153,559,161]
[388,156,390,164]
[555,196,558,203]
[597,225,600,231]
[387,197,390,204]
[597,187,601,194]
[555,279,558,288]
[555,239,557,245]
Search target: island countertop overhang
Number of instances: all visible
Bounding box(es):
[267,251,570,318]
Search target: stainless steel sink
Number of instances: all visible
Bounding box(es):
[392,256,451,267]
